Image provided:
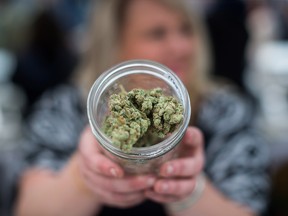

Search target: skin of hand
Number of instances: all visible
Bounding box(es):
[78,127,157,208]
[144,127,205,203]
[79,126,204,207]
[16,126,254,216]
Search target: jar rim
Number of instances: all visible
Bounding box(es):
[87,59,191,160]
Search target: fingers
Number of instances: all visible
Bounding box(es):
[81,166,156,193]
[79,126,102,153]
[78,127,148,207]
[82,151,124,178]
[77,126,204,207]
[159,155,204,177]
[181,127,203,149]
[147,127,205,204]
[79,126,124,178]
[86,181,145,208]
[153,178,196,197]
[145,190,179,203]
[158,127,205,178]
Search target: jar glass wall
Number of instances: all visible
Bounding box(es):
[87,60,191,174]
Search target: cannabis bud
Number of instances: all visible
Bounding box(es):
[103,88,184,151]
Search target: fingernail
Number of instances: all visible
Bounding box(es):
[110,168,118,177]
[166,165,174,176]
[161,183,169,192]
[147,177,156,186]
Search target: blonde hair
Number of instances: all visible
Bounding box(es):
[74,0,211,120]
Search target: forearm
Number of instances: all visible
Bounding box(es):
[166,178,256,216]
[15,154,102,216]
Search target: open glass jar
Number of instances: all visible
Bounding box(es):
[87,60,191,174]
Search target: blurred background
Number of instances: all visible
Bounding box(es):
[0,0,287,215]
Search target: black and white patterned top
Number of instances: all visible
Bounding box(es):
[0,84,270,216]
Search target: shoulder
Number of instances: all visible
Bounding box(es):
[25,84,86,152]
[198,86,270,214]
[197,85,267,163]
[31,84,83,112]
[197,85,255,135]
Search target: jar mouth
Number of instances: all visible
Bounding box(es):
[87,59,191,160]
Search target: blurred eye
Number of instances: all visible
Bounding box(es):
[180,22,193,36]
[146,26,167,40]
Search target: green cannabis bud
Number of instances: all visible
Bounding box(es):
[103,88,183,151]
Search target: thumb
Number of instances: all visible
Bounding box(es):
[78,125,124,178]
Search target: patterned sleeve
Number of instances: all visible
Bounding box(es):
[0,150,25,216]
[0,85,85,216]
[197,87,270,214]
[22,85,86,171]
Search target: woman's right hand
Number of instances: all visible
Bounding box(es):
[77,126,156,208]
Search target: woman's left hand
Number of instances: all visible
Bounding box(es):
[145,126,205,203]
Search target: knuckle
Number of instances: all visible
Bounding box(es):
[97,162,107,173]
[93,175,110,191]
[111,178,142,193]
[168,181,176,194]
[128,179,138,189]
[110,182,124,193]
[112,182,129,193]
[156,180,165,193]
[173,160,186,176]
[171,181,181,195]
[172,180,195,197]
[176,161,185,175]
[128,178,144,190]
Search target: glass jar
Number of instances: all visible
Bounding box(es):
[87,60,191,174]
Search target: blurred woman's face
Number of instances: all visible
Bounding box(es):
[119,0,196,81]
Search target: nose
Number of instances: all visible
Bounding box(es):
[166,33,192,59]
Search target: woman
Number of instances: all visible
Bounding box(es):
[14,0,269,215]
